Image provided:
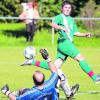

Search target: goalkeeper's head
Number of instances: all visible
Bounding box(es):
[32,70,45,86]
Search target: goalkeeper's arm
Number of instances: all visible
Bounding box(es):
[40,49,57,73]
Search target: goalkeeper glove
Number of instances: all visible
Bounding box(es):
[1,84,11,96]
[40,49,51,62]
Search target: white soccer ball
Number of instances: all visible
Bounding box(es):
[24,46,36,59]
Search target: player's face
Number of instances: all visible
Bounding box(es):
[62,4,72,16]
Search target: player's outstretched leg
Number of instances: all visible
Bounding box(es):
[67,84,79,100]
[21,58,49,69]
[20,59,33,66]
[74,54,100,84]
[79,60,100,84]
[71,84,79,95]
[58,69,79,99]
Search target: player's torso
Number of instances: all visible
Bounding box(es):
[56,14,75,40]
[30,87,58,100]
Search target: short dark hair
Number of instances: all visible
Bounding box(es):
[33,71,45,86]
[62,1,72,8]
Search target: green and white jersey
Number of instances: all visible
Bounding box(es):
[53,13,78,41]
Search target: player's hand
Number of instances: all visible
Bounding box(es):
[1,84,9,95]
[61,27,69,33]
[40,49,49,60]
[85,33,92,37]
[40,49,51,62]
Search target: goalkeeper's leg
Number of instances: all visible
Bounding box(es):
[54,58,79,98]
[57,68,79,98]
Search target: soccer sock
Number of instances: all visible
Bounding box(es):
[60,75,72,96]
[32,60,49,70]
[57,69,72,96]
[79,60,97,81]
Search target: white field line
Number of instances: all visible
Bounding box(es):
[59,91,100,99]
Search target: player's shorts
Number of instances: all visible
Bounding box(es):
[56,38,80,61]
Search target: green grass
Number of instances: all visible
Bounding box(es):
[0,46,100,100]
[0,23,100,99]
[0,30,100,47]
[0,23,100,47]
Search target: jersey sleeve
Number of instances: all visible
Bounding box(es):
[45,72,59,88]
[53,15,62,25]
[16,89,36,100]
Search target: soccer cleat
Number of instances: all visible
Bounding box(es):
[71,84,79,95]
[67,92,74,100]
[96,75,100,84]
[40,49,49,60]
[67,84,79,99]
[1,84,9,94]
[20,59,33,66]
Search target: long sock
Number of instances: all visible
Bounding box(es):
[32,60,49,70]
[79,60,97,81]
[57,69,72,96]
[60,76,72,96]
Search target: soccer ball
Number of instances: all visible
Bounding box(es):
[24,46,36,59]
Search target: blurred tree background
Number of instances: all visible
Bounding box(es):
[0,0,100,36]
[0,0,100,18]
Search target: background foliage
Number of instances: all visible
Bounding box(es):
[0,0,100,43]
[0,0,100,17]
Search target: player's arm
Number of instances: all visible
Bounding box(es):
[50,22,65,31]
[72,19,92,38]
[1,84,17,100]
[49,15,69,33]
[50,22,69,34]
[74,32,92,37]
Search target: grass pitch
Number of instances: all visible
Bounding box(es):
[0,46,100,100]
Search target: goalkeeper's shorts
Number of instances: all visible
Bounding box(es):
[56,39,80,61]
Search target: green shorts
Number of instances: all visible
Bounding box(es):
[56,39,80,61]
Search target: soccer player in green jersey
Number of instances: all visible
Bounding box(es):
[49,1,100,83]
[21,0,100,98]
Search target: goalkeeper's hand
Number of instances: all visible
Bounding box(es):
[40,49,51,62]
[1,84,11,96]
[20,59,33,66]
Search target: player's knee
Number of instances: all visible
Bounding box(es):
[57,69,66,81]
[54,59,63,69]
[74,54,85,62]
